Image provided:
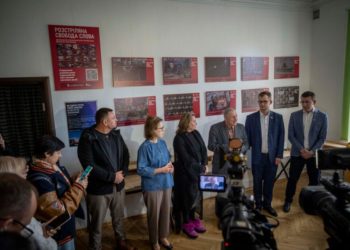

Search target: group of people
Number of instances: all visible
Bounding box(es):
[0,90,328,250]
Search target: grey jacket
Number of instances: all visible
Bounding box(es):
[208,121,248,173]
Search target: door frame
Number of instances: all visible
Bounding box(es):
[0,77,55,136]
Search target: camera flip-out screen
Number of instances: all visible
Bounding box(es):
[199,174,226,192]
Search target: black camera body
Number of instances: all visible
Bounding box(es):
[299,148,350,250]
[201,139,277,250]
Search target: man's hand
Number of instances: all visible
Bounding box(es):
[114,171,124,184]
[275,158,282,166]
[300,149,314,159]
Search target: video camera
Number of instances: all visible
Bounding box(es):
[200,138,278,250]
[299,148,350,250]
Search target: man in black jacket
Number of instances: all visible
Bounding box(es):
[78,108,135,250]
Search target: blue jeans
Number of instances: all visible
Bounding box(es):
[58,239,75,250]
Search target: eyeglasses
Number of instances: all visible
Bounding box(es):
[13,219,34,238]
[258,100,269,104]
[0,218,34,238]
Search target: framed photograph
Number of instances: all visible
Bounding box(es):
[205,90,236,116]
[241,57,269,81]
[48,25,103,90]
[112,57,154,87]
[274,56,299,79]
[241,88,269,113]
[65,101,97,147]
[162,57,198,84]
[163,93,200,121]
[114,96,156,126]
[205,57,236,82]
[274,86,299,109]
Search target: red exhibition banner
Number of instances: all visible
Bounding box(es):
[274,56,299,79]
[241,57,269,81]
[205,90,236,116]
[162,57,198,84]
[48,25,103,90]
[205,57,236,82]
[112,57,155,87]
[114,96,156,126]
[163,93,200,121]
[241,88,269,113]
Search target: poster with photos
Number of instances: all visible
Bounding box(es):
[114,96,156,126]
[241,88,269,113]
[163,93,200,121]
[205,90,236,116]
[205,57,236,82]
[65,101,97,147]
[48,25,103,90]
[162,57,198,84]
[112,57,154,87]
[274,86,299,109]
[241,57,269,81]
[274,56,299,79]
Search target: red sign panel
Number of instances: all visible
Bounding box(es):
[241,57,269,81]
[114,96,156,126]
[112,57,155,87]
[162,57,198,84]
[163,93,200,121]
[48,25,103,90]
[205,90,236,116]
[274,56,299,79]
[205,57,236,82]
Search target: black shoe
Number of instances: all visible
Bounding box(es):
[264,206,278,217]
[283,202,291,213]
[255,205,262,212]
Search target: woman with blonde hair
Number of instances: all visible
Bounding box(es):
[173,112,208,238]
[0,156,28,179]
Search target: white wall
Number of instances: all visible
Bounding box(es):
[310,0,350,140]
[0,0,313,217]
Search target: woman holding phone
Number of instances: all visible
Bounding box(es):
[173,112,208,238]
[137,116,174,250]
[27,135,88,250]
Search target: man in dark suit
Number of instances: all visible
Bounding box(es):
[208,108,249,174]
[245,91,285,216]
[283,91,328,213]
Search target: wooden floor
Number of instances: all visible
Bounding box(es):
[76,174,328,250]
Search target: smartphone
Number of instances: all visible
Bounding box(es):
[80,165,93,181]
[199,174,226,192]
[47,210,71,230]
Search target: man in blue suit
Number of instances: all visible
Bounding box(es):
[283,91,328,213]
[245,91,285,216]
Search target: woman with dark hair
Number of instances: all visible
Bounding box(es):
[137,116,174,250]
[173,112,207,238]
[27,135,88,250]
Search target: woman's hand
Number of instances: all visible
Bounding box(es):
[42,216,59,238]
[75,172,88,189]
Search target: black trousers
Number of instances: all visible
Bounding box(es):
[285,156,320,203]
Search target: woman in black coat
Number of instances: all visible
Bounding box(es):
[173,112,208,239]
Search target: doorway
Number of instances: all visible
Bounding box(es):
[0,77,55,157]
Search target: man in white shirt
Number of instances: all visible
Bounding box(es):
[245,91,285,217]
[283,91,328,213]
